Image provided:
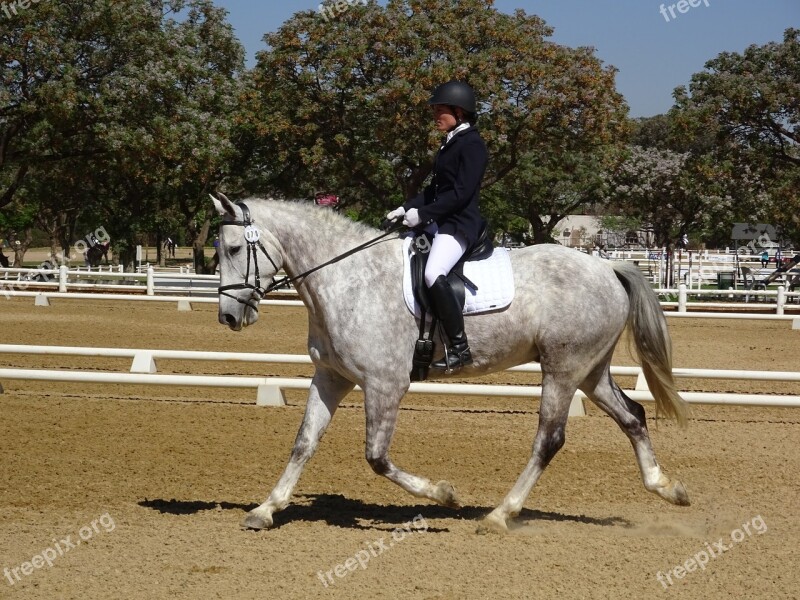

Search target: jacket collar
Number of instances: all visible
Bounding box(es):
[440,124,473,150]
[445,122,471,143]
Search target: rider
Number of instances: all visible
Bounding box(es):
[385,80,489,371]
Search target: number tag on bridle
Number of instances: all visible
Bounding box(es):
[244,225,261,243]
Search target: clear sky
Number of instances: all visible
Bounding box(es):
[215,0,799,118]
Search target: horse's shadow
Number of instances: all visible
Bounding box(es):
[138,494,633,532]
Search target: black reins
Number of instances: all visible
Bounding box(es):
[218,201,404,311]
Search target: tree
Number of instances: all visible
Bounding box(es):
[243,0,628,231]
[1,1,245,271]
[672,28,800,245]
[603,145,753,250]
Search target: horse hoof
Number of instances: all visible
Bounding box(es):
[476,511,508,534]
[241,511,273,530]
[669,480,691,506]
[652,479,691,507]
[434,480,461,509]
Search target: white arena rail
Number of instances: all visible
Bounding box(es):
[3,266,799,319]
[1,265,300,298]
[2,289,799,326]
[0,345,798,411]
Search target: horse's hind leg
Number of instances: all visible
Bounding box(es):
[242,368,354,530]
[363,383,461,508]
[583,370,690,507]
[482,373,575,531]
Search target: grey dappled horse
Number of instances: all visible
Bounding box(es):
[211,194,690,531]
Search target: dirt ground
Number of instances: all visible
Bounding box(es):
[0,298,798,600]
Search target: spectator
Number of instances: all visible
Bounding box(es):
[760,250,769,269]
[164,237,176,258]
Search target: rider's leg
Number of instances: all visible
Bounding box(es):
[424,234,472,370]
[423,233,466,289]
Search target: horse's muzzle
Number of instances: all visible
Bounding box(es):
[219,300,259,331]
[220,312,241,331]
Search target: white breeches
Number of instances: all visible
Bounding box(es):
[424,232,467,288]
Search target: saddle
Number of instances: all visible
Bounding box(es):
[409,226,494,381]
[410,227,494,312]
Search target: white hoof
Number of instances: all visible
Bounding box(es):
[433,480,461,508]
[241,510,273,530]
[476,509,509,534]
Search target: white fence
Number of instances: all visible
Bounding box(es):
[4,272,800,323]
[661,284,800,316]
[0,345,798,412]
[1,265,227,297]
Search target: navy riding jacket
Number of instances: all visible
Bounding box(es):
[403,126,488,247]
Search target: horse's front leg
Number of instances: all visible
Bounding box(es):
[363,381,461,508]
[242,368,354,530]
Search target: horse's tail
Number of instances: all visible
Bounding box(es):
[611,261,690,428]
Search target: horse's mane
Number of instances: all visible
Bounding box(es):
[250,197,379,244]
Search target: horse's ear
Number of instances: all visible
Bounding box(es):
[210,192,238,219]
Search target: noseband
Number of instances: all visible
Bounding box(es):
[217,200,405,313]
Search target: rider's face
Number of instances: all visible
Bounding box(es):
[431,104,462,132]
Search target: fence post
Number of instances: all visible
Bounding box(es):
[146,266,155,296]
[678,283,687,313]
[776,286,785,316]
[257,384,286,406]
[567,394,586,417]
[130,352,157,374]
[58,265,68,293]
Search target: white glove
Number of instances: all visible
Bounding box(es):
[386,207,405,221]
[403,208,421,228]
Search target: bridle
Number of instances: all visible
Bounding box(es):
[217,202,287,311]
[217,201,404,313]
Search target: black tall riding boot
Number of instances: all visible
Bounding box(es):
[428,275,472,371]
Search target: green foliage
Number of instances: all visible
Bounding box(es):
[2,3,796,263]
[243,0,629,232]
[0,0,245,269]
[672,28,800,245]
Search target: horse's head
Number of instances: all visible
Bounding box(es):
[211,193,282,331]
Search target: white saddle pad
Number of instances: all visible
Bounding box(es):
[402,237,515,317]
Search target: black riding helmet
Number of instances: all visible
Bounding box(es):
[428,80,477,124]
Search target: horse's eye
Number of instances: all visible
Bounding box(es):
[229,246,242,256]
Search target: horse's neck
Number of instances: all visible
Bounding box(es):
[259,201,373,278]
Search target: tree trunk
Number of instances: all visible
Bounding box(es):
[11,229,33,266]
[527,208,563,245]
[190,217,213,274]
[156,231,165,267]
